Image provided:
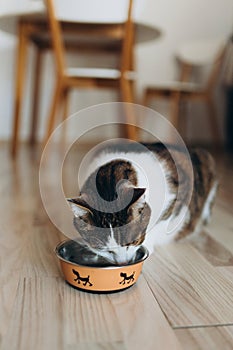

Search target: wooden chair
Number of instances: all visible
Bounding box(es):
[143,38,226,144]
[44,0,138,144]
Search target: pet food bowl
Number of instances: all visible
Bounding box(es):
[55,240,149,293]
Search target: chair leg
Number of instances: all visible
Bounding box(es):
[43,79,63,147]
[11,22,28,156]
[206,97,221,145]
[60,88,70,145]
[61,88,70,122]
[120,78,134,103]
[120,78,137,140]
[29,47,43,145]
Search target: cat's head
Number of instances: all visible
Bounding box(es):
[67,186,151,264]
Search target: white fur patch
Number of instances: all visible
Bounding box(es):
[87,224,139,264]
[144,206,190,253]
[105,224,138,264]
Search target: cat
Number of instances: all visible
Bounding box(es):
[67,141,217,265]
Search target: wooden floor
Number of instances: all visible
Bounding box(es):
[0,143,233,350]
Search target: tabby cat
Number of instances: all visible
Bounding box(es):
[67,141,217,265]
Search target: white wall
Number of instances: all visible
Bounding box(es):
[0,0,232,143]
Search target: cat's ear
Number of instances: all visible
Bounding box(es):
[126,187,146,216]
[130,188,146,206]
[121,186,146,209]
[67,197,93,217]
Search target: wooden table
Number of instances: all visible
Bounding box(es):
[0,9,161,154]
[0,143,233,349]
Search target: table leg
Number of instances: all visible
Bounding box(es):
[11,21,29,156]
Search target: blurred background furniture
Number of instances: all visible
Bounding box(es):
[44,0,137,145]
[143,38,226,145]
[0,0,160,155]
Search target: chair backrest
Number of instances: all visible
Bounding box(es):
[177,38,225,66]
[45,0,136,77]
[52,0,142,23]
[176,38,227,91]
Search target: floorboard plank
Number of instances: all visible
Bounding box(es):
[206,207,233,254]
[21,225,64,277]
[60,274,183,350]
[161,244,233,324]
[175,326,233,350]
[144,249,219,327]
[1,277,63,350]
[1,276,183,350]
[144,243,233,327]
[188,231,233,267]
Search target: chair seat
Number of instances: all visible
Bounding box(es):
[66,67,137,80]
[146,80,202,93]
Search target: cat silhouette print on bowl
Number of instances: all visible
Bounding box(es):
[55,240,149,293]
